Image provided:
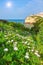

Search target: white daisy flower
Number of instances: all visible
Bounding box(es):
[13,42,18,48]
[28,46,30,48]
[25,41,27,44]
[26,52,29,55]
[14,42,17,46]
[15,42,17,44]
[34,52,40,57]
[14,47,18,51]
[25,55,29,59]
[11,40,14,42]
[31,49,34,52]
[25,52,29,59]
[4,48,8,51]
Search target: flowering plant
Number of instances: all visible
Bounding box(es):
[0,21,43,65]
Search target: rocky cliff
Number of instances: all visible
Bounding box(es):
[24,12,43,29]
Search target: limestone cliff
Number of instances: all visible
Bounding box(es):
[24,12,43,29]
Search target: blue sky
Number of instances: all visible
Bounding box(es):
[0,0,43,19]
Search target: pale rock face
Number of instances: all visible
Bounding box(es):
[24,16,37,29]
[25,16,38,24]
[24,23,34,29]
[24,12,43,29]
[36,12,43,17]
[25,17,36,24]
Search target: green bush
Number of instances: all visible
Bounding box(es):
[0,20,43,65]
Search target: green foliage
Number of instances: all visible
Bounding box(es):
[0,20,43,65]
[30,17,43,64]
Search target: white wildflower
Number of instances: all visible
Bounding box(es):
[26,52,29,56]
[4,48,8,51]
[14,42,17,46]
[28,46,30,48]
[24,41,27,44]
[14,47,18,51]
[13,42,18,50]
[31,49,34,52]
[16,34,20,37]
[11,40,14,42]
[34,52,40,57]
[31,47,34,52]
[15,42,17,44]
[8,40,11,43]
[25,52,29,59]
[25,55,29,59]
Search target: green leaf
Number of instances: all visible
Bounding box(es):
[3,54,12,61]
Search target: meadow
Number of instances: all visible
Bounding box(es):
[0,18,43,65]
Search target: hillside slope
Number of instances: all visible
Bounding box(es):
[0,20,43,65]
